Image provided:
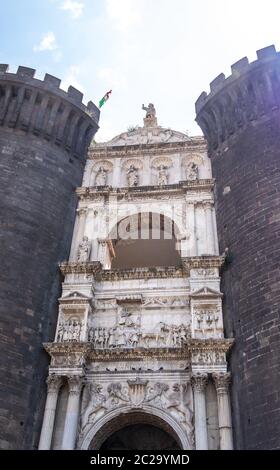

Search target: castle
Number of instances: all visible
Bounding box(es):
[0,45,279,450]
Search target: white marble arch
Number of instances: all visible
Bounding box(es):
[107,210,185,243]
[78,404,191,450]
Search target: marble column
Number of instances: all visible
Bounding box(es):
[61,376,83,450]
[69,208,87,261]
[205,202,215,254]
[213,372,233,450]
[186,201,196,256]
[38,375,62,450]
[112,157,122,186]
[191,373,208,450]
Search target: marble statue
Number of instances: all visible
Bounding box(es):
[158,165,168,185]
[127,165,139,187]
[77,236,91,262]
[186,162,198,180]
[95,166,107,186]
[142,103,156,118]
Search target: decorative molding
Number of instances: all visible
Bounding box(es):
[46,374,63,393]
[190,286,223,299]
[191,372,208,392]
[59,261,102,275]
[88,138,206,160]
[122,158,143,170]
[92,160,113,172]
[75,179,215,201]
[212,372,231,393]
[151,156,173,169]
[98,266,184,281]
[88,347,191,362]
[67,375,84,395]
[182,256,225,273]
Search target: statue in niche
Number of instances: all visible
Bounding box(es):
[158,165,168,185]
[142,103,156,118]
[186,162,198,181]
[77,236,91,262]
[127,165,139,187]
[95,166,107,186]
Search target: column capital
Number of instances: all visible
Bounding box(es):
[203,200,214,209]
[46,374,63,393]
[67,375,84,395]
[212,372,231,393]
[191,372,208,392]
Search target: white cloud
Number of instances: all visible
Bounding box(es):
[105,0,141,32]
[60,0,84,19]
[61,65,84,92]
[33,32,58,52]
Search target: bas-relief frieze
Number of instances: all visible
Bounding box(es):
[88,305,191,350]
[79,379,194,446]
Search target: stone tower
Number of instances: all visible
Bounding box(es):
[0,65,99,449]
[195,45,280,449]
[39,106,234,450]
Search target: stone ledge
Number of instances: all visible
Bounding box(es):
[76,179,215,200]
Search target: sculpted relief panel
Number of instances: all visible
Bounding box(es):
[80,379,194,447]
[88,305,191,349]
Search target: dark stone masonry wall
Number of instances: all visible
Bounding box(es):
[196,45,280,449]
[0,65,99,449]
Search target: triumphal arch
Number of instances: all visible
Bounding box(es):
[39,106,233,450]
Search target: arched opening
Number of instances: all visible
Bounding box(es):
[88,411,183,450]
[100,423,180,450]
[110,212,182,269]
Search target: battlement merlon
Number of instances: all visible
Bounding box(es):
[0,64,100,119]
[195,45,278,114]
[0,65,100,156]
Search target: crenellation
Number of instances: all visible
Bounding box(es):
[0,64,99,450]
[43,73,61,89]
[16,66,36,78]
[196,44,280,449]
[209,73,226,93]
[0,64,8,73]
[67,85,83,104]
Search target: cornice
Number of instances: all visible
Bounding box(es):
[43,338,234,362]
[189,338,234,353]
[59,261,102,275]
[182,256,225,272]
[59,257,224,279]
[88,347,190,361]
[76,179,215,201]
[88,137,206,160]
[98,266,184,281]
[44,342,92,355]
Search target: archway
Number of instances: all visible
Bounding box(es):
[79,405,192,450]
[100,423,180,450]
[109,212,182,269]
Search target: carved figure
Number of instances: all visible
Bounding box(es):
[145,382,169,407]
[127,165,138,187]
[95,166,107,186]
[108,382,130,405]
[77,236,91,262]
[186,162,198,180]
[142,103,156,118]
[81,384,107,429]
[158,165,168,185]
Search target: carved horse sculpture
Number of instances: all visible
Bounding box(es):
[141,322,167,348]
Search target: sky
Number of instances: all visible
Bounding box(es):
[1,0,280,141]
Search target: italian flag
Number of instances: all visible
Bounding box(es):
[99,90,112,108]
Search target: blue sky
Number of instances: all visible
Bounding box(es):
[1,0,280,141]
